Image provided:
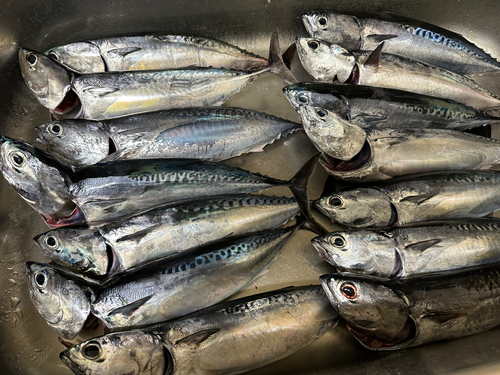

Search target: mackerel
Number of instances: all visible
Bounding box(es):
[27,227,298,338]
[321,266,500,350]
[313,219,500,279]
[35,107,302,170]
[59,285,338,375]
[314,170,500,228]
[302,11,500,75]
[45,34,268,74]
[296,38,500,112]
[34,194,301,276]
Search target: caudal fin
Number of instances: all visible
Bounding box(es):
[269,29,297,85]
[288,152,320,220]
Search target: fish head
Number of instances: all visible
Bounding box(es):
[314,188,394,228]
[283,83,351,119]
[312,230,399,278]
[296,38,356,83]
[0,135,71,216]
[298,105,366,160]
[45,42,105,74]
[60,330,167,375]
[302,12,361,50]
[34,228,109,276]
[36,120,110,169]
[320,273,410,343]
[26,262,92,339]
[19,47,72,110]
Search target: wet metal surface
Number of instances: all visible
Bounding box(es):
[1,0,500,374]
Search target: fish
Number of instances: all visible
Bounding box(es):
[0,135,318,227]
[35,107,303,170]
[283,82,500,131]
[19,31,295,120]
[45,34,268,73]
[27,227,299,338]
[295,38,500,112]
[0,135,71,217]
[314,170,500,228]
[299,106,500,181]
[302,11,500,75]
[34,194,302,276]
[312,219,500,279]
[59,285,338,375]
[320,265,500,350]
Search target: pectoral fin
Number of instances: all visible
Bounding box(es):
[422,311,465,324]
[108,47,143,57]
[116,224,162,243]
[176,328,220,347]
[83,87,120,98]
[107,295,153,318]
[399,193,436,205]
[366,34,398,44]
[404,239,442,253]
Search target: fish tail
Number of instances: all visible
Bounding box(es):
[268,29,297,85]
[295,213,330,236]
[288,152,321,220]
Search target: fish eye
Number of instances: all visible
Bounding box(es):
[26,53,37,66]
[340,282,358,300]
[317,16,328,29]
[45,236,59,249]
[328,196,343,207]
[316,109,328,118]
[34,271,48,288]
[48,123,63,136]
[296,93,309,104]
[82,342,102,360]
[331,235,348,250]
[9,151,26,167]
[47,52,59,61]
[307,40,320,50]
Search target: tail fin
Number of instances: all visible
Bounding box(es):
[288,152,320,220]
[295,213,330,236]
[269,29,297,85]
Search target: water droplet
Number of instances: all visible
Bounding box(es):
[10,297,20,309]
[14,307,23,320]
[8,279,17,286]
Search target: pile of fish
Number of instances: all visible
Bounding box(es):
[2,9,500,375]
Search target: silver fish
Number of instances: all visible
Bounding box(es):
[296,38,500,112]
[313,220,500,279]
[314,171,500,228]
[296,105,366,161]
[0,135,71,217]
[283,82,500,130]
[59,285,338,375]
[45,34,268,73]
[20,31,294,120]
[34,194,301,276]
[301,107,500,182]
[302,12,500,75]
[25,262,94,340]
[0,136,317,227]
[321,266,500,350]
[27,227,297,338]
[35,107,302,170]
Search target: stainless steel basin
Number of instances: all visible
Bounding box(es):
[1,0,500,374]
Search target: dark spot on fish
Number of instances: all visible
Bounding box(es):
[340,283,358,299]
[215,254,221,261]
[196,258,202,265]
[26,53,37,65]
[308,40,320,50]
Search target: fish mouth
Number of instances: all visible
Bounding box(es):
[310,237,335,265]
[346,317,416,350]
[59,351,84,375]
[319,139,371,173]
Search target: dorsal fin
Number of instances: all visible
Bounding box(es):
[364,42,385,67]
